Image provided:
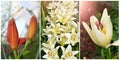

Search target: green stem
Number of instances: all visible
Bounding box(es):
[13,50,17,59]
[19,40,31,58]
[108,48,111,59]
[101,49,104,59]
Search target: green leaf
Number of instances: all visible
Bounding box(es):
[41,7,46,33]
[112,55,118,59]
[22,51,31,56]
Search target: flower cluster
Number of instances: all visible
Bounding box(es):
[42,1,79,59]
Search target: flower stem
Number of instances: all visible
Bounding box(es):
[101,49,104,59]
[108,48,111,58]
[19,40,31,58]
[13,50,17,59]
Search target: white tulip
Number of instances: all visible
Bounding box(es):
[82,8,118,48]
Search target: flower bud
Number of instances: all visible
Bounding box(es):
[27,16,37,40]
[7,18,19,50]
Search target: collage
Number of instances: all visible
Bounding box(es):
[1,1,119,60]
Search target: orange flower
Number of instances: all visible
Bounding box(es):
[27,16,37,40]
[7,18,19,50]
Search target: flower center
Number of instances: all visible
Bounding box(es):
[65,51,73,58]
[48,50,55,58]
[95,21,103,30]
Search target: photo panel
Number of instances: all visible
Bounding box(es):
[80,1,119,59]
[41,1,80,59]
[1,1,40,59]
[0,0,119,60]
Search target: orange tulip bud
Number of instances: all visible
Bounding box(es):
[7,18,19,50]
[27,16,37,40]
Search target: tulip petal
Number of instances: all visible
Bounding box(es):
[92,25,107,47]
[106,40,119,48]
[90,16,108,47]
[101,8,113,44]
[105,16,113,44]
[101,8,108,25]
[82,22,101,46]
[111,40,119,46]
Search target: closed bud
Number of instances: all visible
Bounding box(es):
[27,16,37,40]
[7,18,19,50]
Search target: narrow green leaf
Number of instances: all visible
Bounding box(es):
[22,51,31,56]
[41,7,46,33]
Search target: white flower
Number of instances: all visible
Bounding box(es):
[42,1,79,59]
[70,28,79,46]
[61,45,78,59]
[42,34,57,49]
[43,23,65,35]
[47,2,60,10]
[65,21,78,33]
[82,8,118,48]
[58,33,70,46]
[47,1,78,23]
[43,46,59,59]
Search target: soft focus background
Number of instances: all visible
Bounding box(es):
[80,1,119,59]
[1,1,40,59]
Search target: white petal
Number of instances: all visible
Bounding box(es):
[72,51,79,55]
[72,28,75,34]
[61,46,65,54]
[90,16,108,47]
[71,56,77,59]
[43,54,48,58]
[111,40,119,46]
[82,22,101,46]
[101,8,109,24]
[56,46,60,50]
[43,48,49,53]
[92,24,107,47]
[90,16,99,25]
[61,55,65,59]
[106,40,119,48]
[104,16,113,44]
[66,45,72,52]
[42,43,47,48]
[47,34,52,39]
[101,8,113,44]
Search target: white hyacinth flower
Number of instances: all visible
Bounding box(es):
[43,46,59,59]
[42,34,57,49]
[61,45,79,59]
